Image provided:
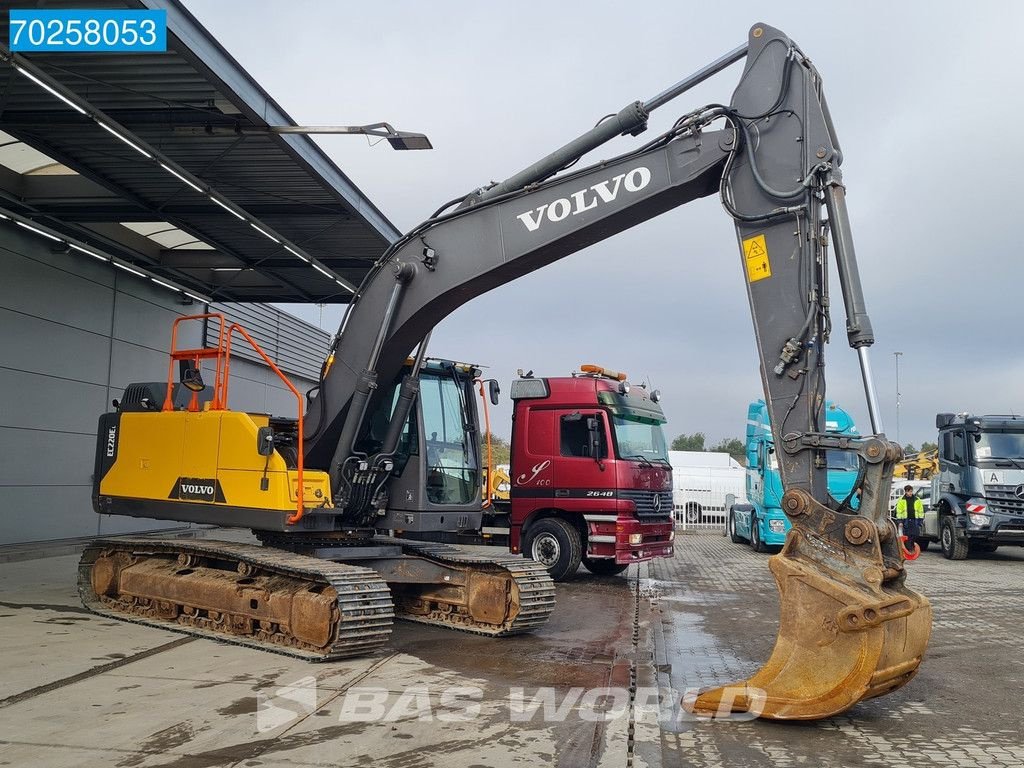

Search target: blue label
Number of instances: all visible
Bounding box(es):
[8,9,167,52]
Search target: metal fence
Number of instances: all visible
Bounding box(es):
[673,481,744,532]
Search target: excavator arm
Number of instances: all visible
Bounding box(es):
[303,22,931,719]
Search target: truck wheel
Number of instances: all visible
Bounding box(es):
[940,517,969,560]
[582,557,629,576]
[524,518,582,581]
[750,516,767,553]
[728,509,744,543]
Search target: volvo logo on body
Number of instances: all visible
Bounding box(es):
[170,476,225,503]
[1015,484,1024,500]
[515,166,653,233]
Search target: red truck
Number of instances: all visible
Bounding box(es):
[489,365,675,580]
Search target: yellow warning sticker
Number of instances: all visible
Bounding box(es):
[743,234,772,283]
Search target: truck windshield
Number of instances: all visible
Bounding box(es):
[973,431,1024,460]
[612,413,669,463]
[420,372,477,504]
[827,450,860,471]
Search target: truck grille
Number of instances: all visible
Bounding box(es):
[619,489,673,519]
[985,485,1024,516]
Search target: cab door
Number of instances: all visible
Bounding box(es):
[553,409,611,502]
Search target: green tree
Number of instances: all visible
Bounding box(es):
[710,437,746,463]
[671,432,706,451]
[904,443,917,454]
[479,431,511,466]
[920,441,938,453]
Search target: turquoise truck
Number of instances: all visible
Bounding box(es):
[729,399,860,551]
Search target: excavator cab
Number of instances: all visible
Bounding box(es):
[357,359,486,533]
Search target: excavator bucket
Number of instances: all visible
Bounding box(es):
[685,482,932,720]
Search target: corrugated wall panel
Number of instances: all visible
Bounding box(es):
[207,302,329,382]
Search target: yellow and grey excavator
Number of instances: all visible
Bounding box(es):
[82,23,930,720]
[893,448,939,480]
[485,466,512,503]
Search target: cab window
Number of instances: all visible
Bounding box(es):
[560,412,607,459]
[950,430,967,465]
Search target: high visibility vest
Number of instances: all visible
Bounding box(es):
[895,497,924,519]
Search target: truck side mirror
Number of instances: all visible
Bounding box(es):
[936,413,954,429]
[488,379,500,406]
[586,416,603,460]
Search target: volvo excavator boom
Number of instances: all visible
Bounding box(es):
[302,22,931,719]
[84,23,930,720]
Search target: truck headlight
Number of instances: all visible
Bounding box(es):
[968,514,991,527]
[669,530,675,542]
[768,519,786,533]
[628,533,643,545]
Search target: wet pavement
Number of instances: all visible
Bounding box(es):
[1,531,1022,767]
[648,533,1024,768]
[0,537,639,768]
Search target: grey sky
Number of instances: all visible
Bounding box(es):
[184,1,1024,446]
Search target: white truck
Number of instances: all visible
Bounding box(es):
[669,450,746,529]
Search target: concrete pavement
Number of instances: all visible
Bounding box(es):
[1,532,1023,767]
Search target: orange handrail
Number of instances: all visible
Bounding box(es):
[164,313,228,412]
[475,378,493,510]
[223,323,306,525]
[163,313,307,525]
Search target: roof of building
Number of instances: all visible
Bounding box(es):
[668,451,744,470]
[0,0,401,304]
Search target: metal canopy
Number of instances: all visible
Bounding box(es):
[0,0,401,303]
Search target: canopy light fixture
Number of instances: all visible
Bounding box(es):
[175,121,433,151]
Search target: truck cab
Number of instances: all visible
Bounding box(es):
[923,413,1024,559]
[507,366,675,580]
[729,399,859,551]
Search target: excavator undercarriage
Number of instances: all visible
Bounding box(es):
[80,535,555,660]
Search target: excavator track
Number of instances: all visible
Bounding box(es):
[256,533,556,637]
[78,538,394,661]
[390,538,556,636]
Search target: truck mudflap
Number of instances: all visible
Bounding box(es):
[684,487,932,720]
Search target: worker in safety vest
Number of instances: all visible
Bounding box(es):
[895,484,925,539]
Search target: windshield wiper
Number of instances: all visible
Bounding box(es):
[624,454,654,467]
[993,457,1024,470]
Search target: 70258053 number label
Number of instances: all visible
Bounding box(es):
[8,9,167,53]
